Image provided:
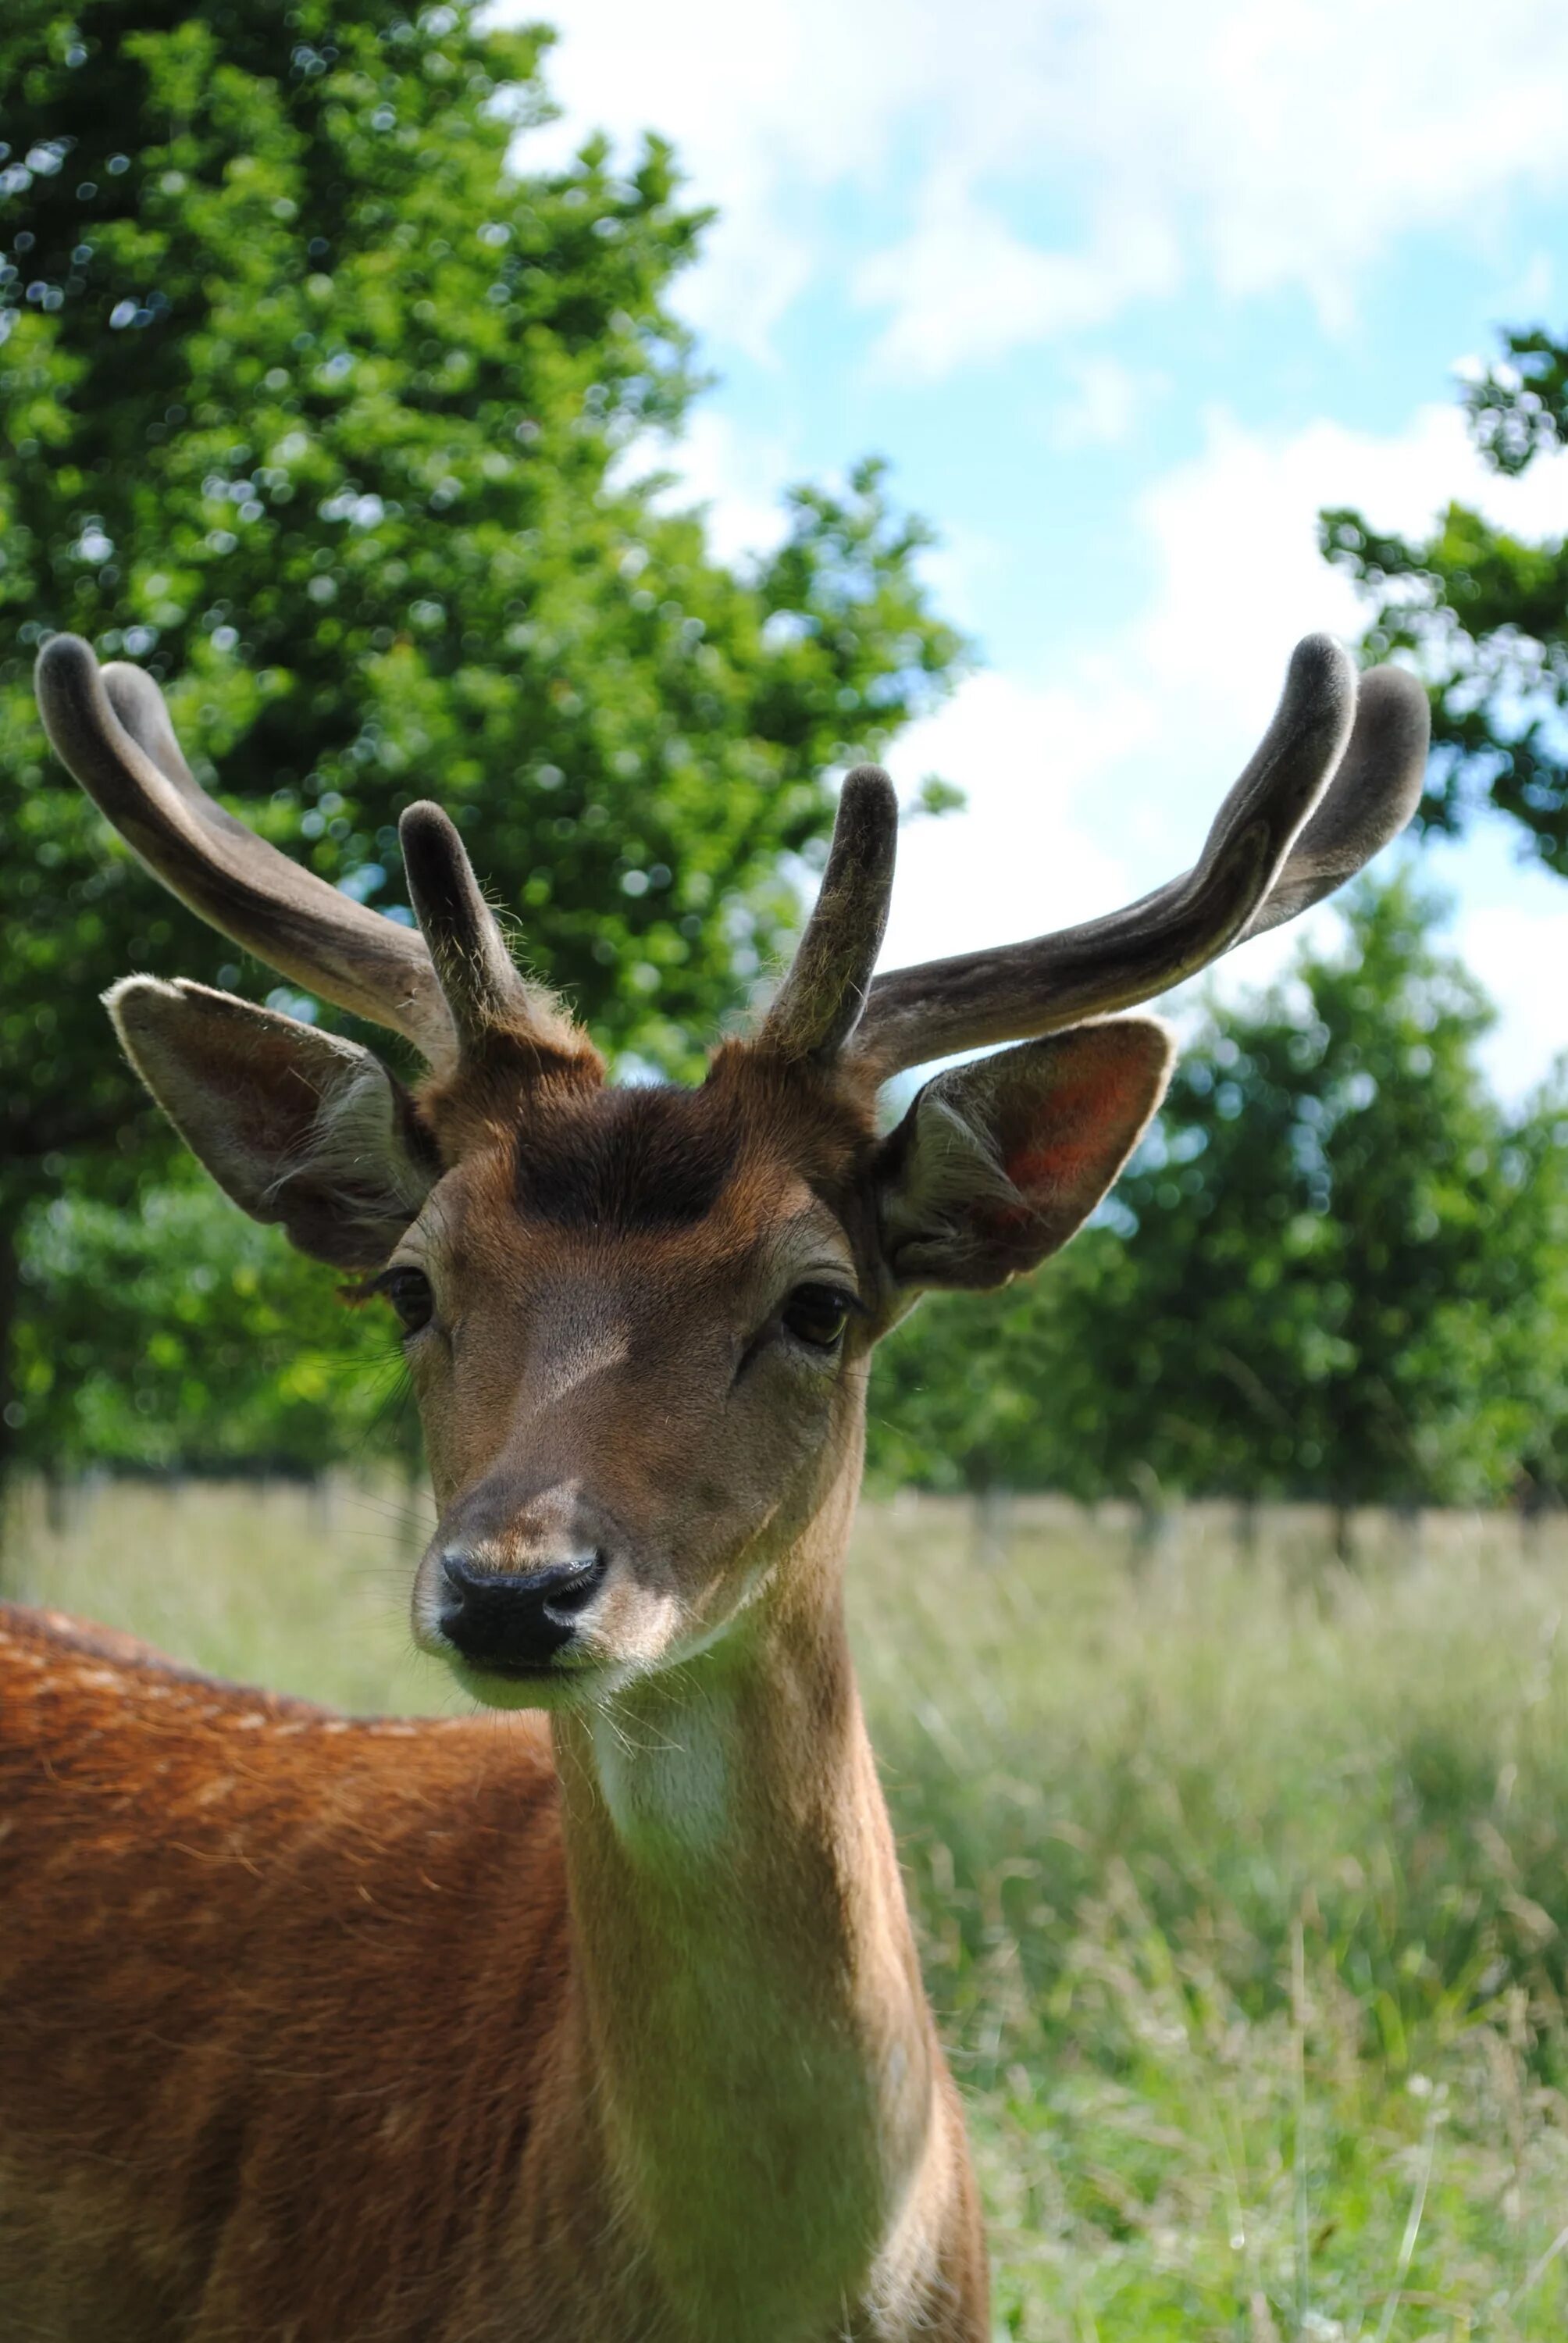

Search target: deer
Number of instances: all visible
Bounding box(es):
[1,627,1427,2341]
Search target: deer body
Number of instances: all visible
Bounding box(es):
[0,1591,979,2341]
[2,627,1428,2335]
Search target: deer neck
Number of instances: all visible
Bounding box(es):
[544,1490,953,2336]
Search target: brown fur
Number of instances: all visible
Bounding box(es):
[19,627,1424,2341]
[17,633,1246,2337]
[0,990,1191,2341]
[0,1605,574,2341]
[0,1047,997,2343]
[19,615,1438,2341]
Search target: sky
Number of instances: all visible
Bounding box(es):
[497,0,1568,1098]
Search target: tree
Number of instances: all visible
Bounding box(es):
[1321,323,1568,875]
[0,0,962,1469]
[864,1229,1118,1500]
[1110,876,1551,1519]
[868,879,1567,1517]
[12,1172,411,1476]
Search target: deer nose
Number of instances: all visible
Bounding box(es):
[437,1550,608,1672]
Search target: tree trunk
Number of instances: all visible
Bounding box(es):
[1129,1460,1179,1580]
[970,1480,1012,1570]
[1515,1464,1548,1560]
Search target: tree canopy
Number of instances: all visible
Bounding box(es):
[0,0,962,1464]
[13,1173,412,1475]
[0,0,960,1172]
[6,6,1562,1510]
[1321,322,1568,876]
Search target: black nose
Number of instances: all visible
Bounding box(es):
[437,1550,608,1672]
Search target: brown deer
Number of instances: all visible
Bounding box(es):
[2,629,1427,2341]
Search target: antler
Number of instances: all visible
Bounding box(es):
[34,634,574,1075]
[845,635,1430,1080]
[40,628,1427,1098]
[397,801,581,1064]
[758,765,899,1063]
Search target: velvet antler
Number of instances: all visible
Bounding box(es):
[35,633,582,1079]
[845,636,1428,1079]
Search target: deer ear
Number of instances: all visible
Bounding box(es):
[108,978,439,1269]
[875,1018,1173,1292]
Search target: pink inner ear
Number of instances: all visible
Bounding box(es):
[1002,1060,1145,1207]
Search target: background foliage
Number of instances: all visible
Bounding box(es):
[1322,322,1568,876]
[870,879,1568,1516]
[7,13,1568,2334]
[0,0,960,1467]
[2,4,1565,1509]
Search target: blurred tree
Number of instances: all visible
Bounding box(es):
[12,1174,412,1475]
[0,0,961,1471]
[1321,321,1568,875]
[1495,1076,1568,1513]
[866,1229,1116,1501]
[869,879,1568,1519]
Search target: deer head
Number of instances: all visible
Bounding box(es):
[34,631,1427,1707]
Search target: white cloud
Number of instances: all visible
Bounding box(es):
[615,408,797,568]
[864,402,1568,1090]
[913,522,1006,639]
[502,0,1568,369]
[862,0,1568,373]
[1047,356,1153,452]
[503,0,927,356]
[853,180,1178,378]
[1461,900,1568,1101]
[878,669,1143,977]
[1131,404,1568,873]
[490,0,1568,1084]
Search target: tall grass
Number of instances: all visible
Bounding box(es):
[7,1480,1568,2338]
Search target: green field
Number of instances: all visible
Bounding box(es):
[7,1481,1568,2341]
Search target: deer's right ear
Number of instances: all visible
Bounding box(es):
[107,978,439,1268]
[874,1018,1173,1293]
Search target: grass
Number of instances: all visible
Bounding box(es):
[7,1478,1568,2340]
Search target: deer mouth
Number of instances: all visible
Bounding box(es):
[444,1646,621,1714]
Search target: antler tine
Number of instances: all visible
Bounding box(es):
[398,802,581,1061]
[850,634,1425,1082]
[759,765,900,1064]
[36,633,458,1068]
[1235,663,1430,939]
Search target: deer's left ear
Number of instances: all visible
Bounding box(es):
[875,1018,1173,1292]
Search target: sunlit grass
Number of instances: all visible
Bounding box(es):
[857,1500,1568,2340]
[7,1482,1568,2338]
[2,1473,447,1715]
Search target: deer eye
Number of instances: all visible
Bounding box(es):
[378,1266,434,1336]
[781,1282,854,1351]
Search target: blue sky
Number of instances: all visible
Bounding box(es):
[500,0,1568,1097]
